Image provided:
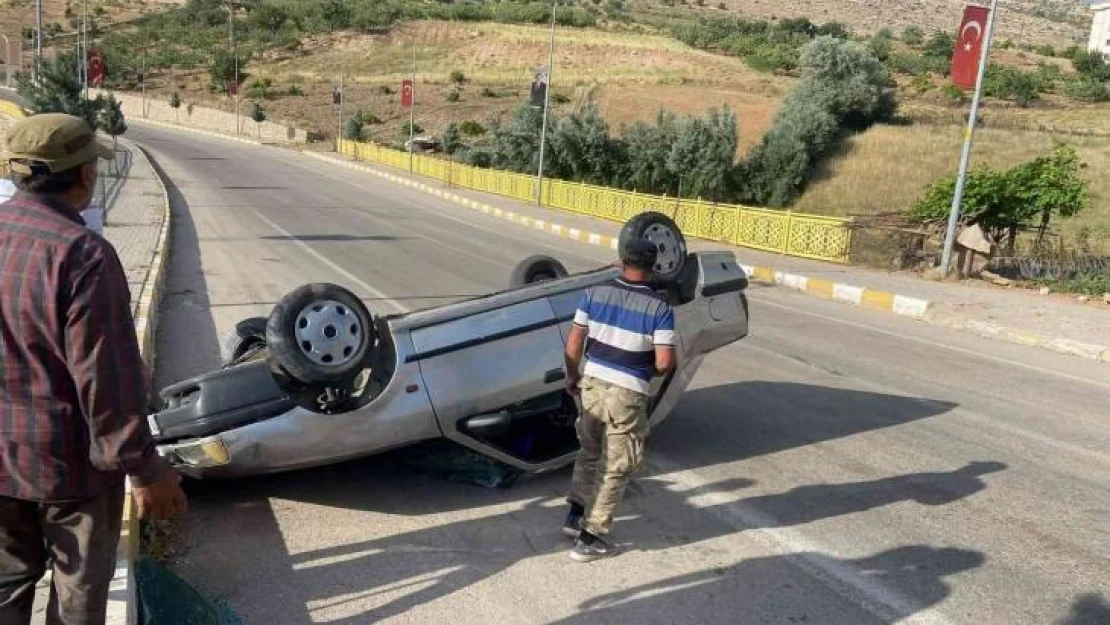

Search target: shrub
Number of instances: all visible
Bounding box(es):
[250,102,267,123]
[399,120,424,139]
[357,110,382,124]
[1064,77,1110,103]
[984,65,1043,107]
[910,145,1088,250]
[445,89,460,102]
[344,117,364,140]
[901,26,924,46]
[1036,44,1056,58]
[288,85,305,96]
[450,70,466,84]
[553,92,571,104]
[442,122,463,154]
[941,83,966,103]
[480,86,499,98]
[248,77,273,100]
[460,120,487,136]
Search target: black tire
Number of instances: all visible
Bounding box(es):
[219,317,268,366]
[510,254,569,287]
[265,283,376,388]
[619,211,687,285]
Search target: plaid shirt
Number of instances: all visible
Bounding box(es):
[0,192,169,502]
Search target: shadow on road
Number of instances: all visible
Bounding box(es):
[551,545,985,625]
[1058,593,1110,625]
[172,382,984,622]
[146,153,222,389]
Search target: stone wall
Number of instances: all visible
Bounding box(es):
[102,91,309,144]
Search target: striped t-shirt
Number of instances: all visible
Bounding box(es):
[573,278,676,394]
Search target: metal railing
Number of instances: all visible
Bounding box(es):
[338,139,853,263]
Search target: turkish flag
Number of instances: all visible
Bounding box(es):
[87,49,104,87]
[401,79,413,108]
[951,4,991,90]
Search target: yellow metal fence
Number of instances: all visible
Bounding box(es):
[339,140,852,263]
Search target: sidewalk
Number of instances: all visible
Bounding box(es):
[30,139,171,625]
[313,150,1110,363]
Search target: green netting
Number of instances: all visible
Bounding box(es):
[136,557,242,625]
[385,441,524,489]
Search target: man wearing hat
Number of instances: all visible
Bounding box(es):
[0,113,187,623]
[561,238,676,562]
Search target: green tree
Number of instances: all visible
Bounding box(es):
[209,49,249,95]
[490,104,547,173]
[910,145,1088,251]
[549,102,612,185]
[344,116,364,141]
[16,51,108,130]
[665,106,738,201]
[97,94,127,176]
[442,122,463,155]
[790,36,897,129]
[249,3,289,34]
[742,100,838,206]
[250,101,267,137]
[622,109,680,194]
[169,91,182,123]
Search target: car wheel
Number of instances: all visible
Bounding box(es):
[265,283,376,388]
[219,316,268,366]
[619,211,687,285]
[510,254,569,287]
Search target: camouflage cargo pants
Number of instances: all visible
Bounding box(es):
[567,377,649,536]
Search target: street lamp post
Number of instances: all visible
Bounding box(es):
[534,1,556,205]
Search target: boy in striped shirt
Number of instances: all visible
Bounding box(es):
[562,239,676,561]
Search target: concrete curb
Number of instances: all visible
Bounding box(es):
[131,117,264,146]
[115,143,174,625]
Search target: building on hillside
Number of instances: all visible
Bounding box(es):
[1091,1,1110,55]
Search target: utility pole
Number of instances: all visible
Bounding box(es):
[337,71,344,147]
[408,42,416,173]
[534,1,556,205]
[142,44,147,117]
[82,0,88,100]
[940,0,999,278]
[228,1,240,135]
[34,0,43,81]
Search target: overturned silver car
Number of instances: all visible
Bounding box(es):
[150,213,750,479]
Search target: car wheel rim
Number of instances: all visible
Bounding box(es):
[643,223,682,276]
[294,299,363,367]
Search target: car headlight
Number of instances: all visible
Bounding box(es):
[161,436,231,468]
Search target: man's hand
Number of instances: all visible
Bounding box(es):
[133,472,188,520]
[566,373,581,396]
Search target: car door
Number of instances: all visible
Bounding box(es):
[409,296,567,446]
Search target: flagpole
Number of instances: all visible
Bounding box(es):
[82,0,88,99]
[940,0,999,278]
[408,42,416,174]
[535,0,556,205]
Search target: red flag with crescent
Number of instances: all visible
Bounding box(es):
[951,4,990,90]
[401,79,413,108]
[87,49,104,87]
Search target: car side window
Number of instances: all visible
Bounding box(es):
[548,290,583,322]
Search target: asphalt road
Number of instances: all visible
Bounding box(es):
[133,124,1110,625]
